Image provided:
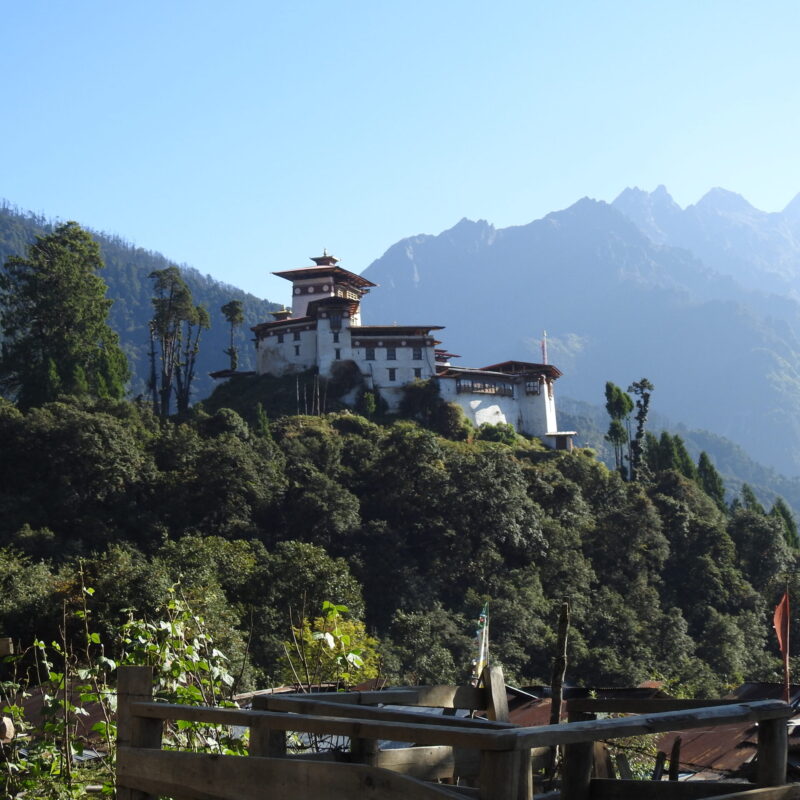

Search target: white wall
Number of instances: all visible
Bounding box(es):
[317,317,353,376]
[350,342,437,408]
[439,376,559,440]
[256,326,318,375]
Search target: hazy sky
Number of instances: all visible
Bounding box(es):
[3,1,799,303]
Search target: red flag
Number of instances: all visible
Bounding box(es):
[773,592,790,703]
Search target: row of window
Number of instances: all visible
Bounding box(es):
[455,379,515,397]
[386,367,423,382]
[366,346,423,361]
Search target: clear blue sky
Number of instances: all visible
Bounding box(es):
[3,1,799,303]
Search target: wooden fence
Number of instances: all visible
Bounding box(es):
[116,666,795,800]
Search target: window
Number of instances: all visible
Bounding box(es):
[335,348,341,360]
[293,331,301,341]
[386,347,396,360]
[294,345,300,356]
[388,368,397,382]
[277,333,284,344]
[414,368,422,379]
[366,347,375,361]
[332,332,340,343]
[413,347,422,360]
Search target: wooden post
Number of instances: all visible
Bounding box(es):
[668,735,682,781]
[116,666,162,800]
[482,665,509,722]
[249,716,286,757]
[350,735,379,766]
[652,750,667,781]
[480,749,520,800]
[250,695,286,757]
[481,666,529,799]
[561,710,595,800]
[757,718,788,787]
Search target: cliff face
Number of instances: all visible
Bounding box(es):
[361,195,800,476]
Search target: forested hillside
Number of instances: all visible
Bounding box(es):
[0,387,794,695]
[0,205,796,703]
[0,202,280,399]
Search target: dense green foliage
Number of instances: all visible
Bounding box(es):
[0,203,279,401]
[0,222,128,408]
[0,389,793,695]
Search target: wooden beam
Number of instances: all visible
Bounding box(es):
[589,780,772,799]
[374,745,481,779]
[483,666,509,723]
[708,788,800,800]
[512,701,791,750]
[117,747,466,800]
[568,699,742,714]
[756,718,788,787]
[254,696,514,729]
[129,701,517,750]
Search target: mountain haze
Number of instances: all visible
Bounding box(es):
[613,185,800,297]
[361,196,800,476]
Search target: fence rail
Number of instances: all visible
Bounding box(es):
[115,666,794,800]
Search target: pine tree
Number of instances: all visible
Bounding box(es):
[770,497,799,549]
[739,483,765,515]
[0,221,128,408]
[627,378,654,482]
[672,435,698,480]
[604,382,633,477]
[221,299,244,371]
[697,451,727,511]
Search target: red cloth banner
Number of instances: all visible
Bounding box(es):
[773,591,790,703]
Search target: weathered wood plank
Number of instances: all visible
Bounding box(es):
[255,695,514,729]
[116,667,162,800]
[708,787,800,800]
[117,747,465,800]
[756,718,788,787]
[668,736,682,781]
[483,666,510,723]
[589,779,768,799]
[414,685,488,709]
[562,711,594,800]
[126,698,792,753]
[129,701,517,750]
[255,686,485,709]
[480,750,520,800]
[375,745,481,779]
[568,699,741,714]
[512,701,791,750]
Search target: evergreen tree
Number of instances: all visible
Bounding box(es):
[627,378,654,482]
[672,435,698,480]
[149,266,205,416]
[697,451,727,511]
[221,299,244,371]
[0,222,128,407]
[770,497,799,549]
[739,483,765,515]
[604,382,633,476]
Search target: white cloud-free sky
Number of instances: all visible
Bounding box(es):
[3,1,799,302]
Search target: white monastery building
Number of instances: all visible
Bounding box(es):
[249,252,575,449]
